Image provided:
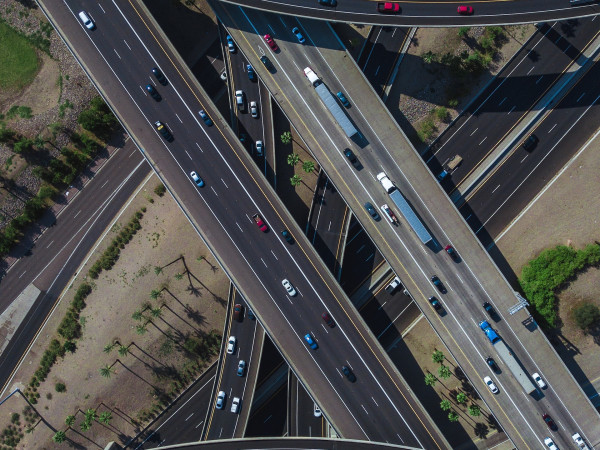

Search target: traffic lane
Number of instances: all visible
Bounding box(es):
[214,0,600,27]
[133,364,217,449]
[245,383,288,437]
[296,377,325,437]
[0,141,144,302]
[431,19,600,189]
[307,173,349,274]
[0,148,149,390]
[206,297,258,439]
[359,26,408,96]
[257,80,273,183]
[87,4,438,446]
[463,59,600,238]
[285,25,568,446]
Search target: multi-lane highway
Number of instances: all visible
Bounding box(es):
[220,0,600,27]
[38,1,446,447]
[215,3,599,447]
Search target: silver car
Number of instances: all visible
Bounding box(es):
[215,391,226,409]
[255,140,264,156]
[250,101,259,118]
[78,11,95,30]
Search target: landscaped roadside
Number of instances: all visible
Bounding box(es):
[0,174,228,448]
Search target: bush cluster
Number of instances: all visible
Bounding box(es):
[77,96,118,140]
[88,211,143,279]
[520,244,600,328]
[0,184,56,255]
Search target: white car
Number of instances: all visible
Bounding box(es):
[230,397,240,414]
[544,437,558,450]
[250,101,259,118]
[483,376,499,394]
[215,391,226,409]
[255,140,264,156]
[227,336,237,354]
[282,279,297,296]
[235,90,245,110]
[313,403,322,417]
[572,433,590,450]
[532,372,547,389]
[78,11,95,30]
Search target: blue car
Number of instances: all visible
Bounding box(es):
[198,109,212,126]
[190,171,204,187]
[337,91,350,108]
[247,64,256,81]
[304,333,318,350]
[292,27,305,44]
[226,35,235,53]
[146,84,161,101]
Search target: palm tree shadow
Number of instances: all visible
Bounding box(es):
[160,303,204,332]
[115,359,159,391]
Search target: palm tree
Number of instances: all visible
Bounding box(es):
[280,131,292,145]
[287,153,300,166]
[440,399,452,411]
[448,410,459,422]
[132,310,143,321]
[290,175,302,187]
[175,272,183,280]
[103,342,116,353]
[438,365,452,379]
[469,404,481,416]
[98,411,112,424]
[52,431,66,443]
[424,373,437,386]
[80,420,92,432]
[136,324,148,335]
[65,415,75,426]
[154,266,163,275]
[196,255,205,262]
[302,161,315,173]
[99,365,114,378]
[432,350,445,364]
[150,289,161,300]
[423,51,437,64]
[85,409,97,422]
[150,307,162,319]
[118,345,129,357]
[456,392,467,404]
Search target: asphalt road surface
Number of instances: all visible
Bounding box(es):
[40,1,444,446]
[428,17,600,195]
[219,0,600,27]
[0,142,149,391]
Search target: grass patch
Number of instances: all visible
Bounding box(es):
[519,243,600,329]
[0,21,39,92]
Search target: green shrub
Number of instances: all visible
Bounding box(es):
[572,303,600,331]
[520,244,600,328]
[12,137,34,153]
[57,310,80,340]
[435,107,449,122]
[55,383,66,393]
[154,183,166,196]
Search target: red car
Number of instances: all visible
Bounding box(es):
[457,5,474,15]
[263,34,278,51]
[322,312,335,327]
[252,214,268,232]
[377,2,401,13]
[542,413,558,431]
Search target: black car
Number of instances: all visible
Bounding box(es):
[260,55,275,73]
[341,365,356,382]
[522,134,539,151]
[428,296,441,311]
[431,275,447,294]
[318,0,337,6]
[483,302,499,320]
[344,148,360,168]
[364,202,380,221]
[154,121,173,142]
[281,230,294,244]
[146,84,161,101]
[486,357,500,373]
[152,67,167,85]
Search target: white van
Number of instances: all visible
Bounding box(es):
[78,11,95,30]
[230,397,240,414]
[376,172,395,194]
